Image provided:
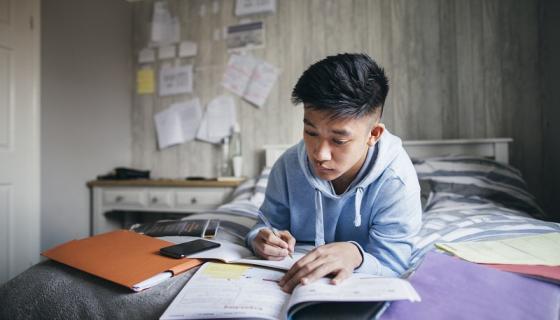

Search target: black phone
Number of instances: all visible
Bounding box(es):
[159,239,221,259]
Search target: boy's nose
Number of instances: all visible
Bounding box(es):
[314,140,331,161]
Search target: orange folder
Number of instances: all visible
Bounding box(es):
[42,230,203,291]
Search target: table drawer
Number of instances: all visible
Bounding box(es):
[175,188,231,210]
[103,189,146,207]
[147,190,174,208]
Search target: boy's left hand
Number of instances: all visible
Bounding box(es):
[278,242,362,293]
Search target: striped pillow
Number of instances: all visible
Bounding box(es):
[413,156,545,218]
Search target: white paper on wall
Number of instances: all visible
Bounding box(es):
[225,21,265,52]
[222,54,258,96]
[151,1,180,46]
[178,41,198,58]
[172,99,203,142]
[138,48,156,63]
[235,0,276,16]
[154,107,184,149]
[196,95,237,144]
[159,65,193,96]
[243,61,280,108]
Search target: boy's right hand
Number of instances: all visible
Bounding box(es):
[252,228,296,261]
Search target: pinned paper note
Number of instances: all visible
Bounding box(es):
[225,21,265,52]
[154,108,184,149]
[243,61,280,108]
[222,54,259,96]
[138,48,156,64]
[178,41,198,58]
[196,95,237,144]
[137,68,155,95]
[154,99,203,149]
[173,99,203,142]
[235,0,276,16]
[159,65,193,96]
[151,1,180,46]
[222,54,280,108]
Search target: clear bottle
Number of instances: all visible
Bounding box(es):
[219,136,231,177]
[229,123,243,177]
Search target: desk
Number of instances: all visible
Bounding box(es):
[88,179,242,235]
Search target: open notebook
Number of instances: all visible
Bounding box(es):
[160,262,420,320]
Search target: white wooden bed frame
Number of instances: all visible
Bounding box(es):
[264,138,513,167]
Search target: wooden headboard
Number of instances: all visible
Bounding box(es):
[264,138,513,167]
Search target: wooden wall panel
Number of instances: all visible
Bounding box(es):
[131,0,544,204]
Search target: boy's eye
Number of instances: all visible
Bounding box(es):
[304,130,318,137]
[333,139,348,145]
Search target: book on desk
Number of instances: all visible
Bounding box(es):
[160,262,420,320]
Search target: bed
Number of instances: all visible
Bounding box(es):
[1,138,558,320]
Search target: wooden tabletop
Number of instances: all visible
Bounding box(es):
[87,178,244,188]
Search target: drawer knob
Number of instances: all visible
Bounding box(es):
[115,196,123,203]
[151,197,158,204]
[190,197,197,204]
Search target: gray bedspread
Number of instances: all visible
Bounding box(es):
[0,260,197,320]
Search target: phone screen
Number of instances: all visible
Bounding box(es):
[160,239,221,258]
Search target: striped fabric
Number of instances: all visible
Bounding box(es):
[215,167,270,218]
[413,155,545,218]
[410,155,560,266]
[410,198,560,267]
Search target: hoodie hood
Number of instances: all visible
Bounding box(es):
[297,130,403,246]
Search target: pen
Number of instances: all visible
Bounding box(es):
[257,210,293,259]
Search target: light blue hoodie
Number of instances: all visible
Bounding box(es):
[246,130,422,276]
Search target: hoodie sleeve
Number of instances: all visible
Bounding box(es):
[353,176,422,276]
[245,159,292,252]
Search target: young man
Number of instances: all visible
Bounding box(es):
[246,53,422,293]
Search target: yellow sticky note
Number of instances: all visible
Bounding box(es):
[202,263,249,279]
[137,68,154,94]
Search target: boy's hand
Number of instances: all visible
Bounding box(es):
[278,242,362,293]
[252,228,296,261]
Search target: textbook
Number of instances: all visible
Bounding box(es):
[42,230,203,291]
[160,262,420,320]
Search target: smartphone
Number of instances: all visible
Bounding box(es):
[159,239,221,259]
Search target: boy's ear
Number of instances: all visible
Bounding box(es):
[367,123,385,146]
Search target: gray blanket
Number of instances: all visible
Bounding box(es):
[0,260,197,320]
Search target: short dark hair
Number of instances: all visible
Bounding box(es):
[291,53,389,119]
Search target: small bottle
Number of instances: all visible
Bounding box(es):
[229,123,243,178]
[219,136,231,177]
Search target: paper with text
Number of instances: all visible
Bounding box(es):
[154,107,183,149]
[243,61,280,108]
[159,65,193,96]
[195,95,236,144]
[160,263,419,320]
[222,54,258,96]
[160,263,288,320]
[436,232,560,266]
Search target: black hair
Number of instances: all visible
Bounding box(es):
[291,53,389,119]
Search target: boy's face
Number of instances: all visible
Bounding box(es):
[303,106,384,183]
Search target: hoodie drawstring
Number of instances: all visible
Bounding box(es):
[314,187,363,246]
[314,189,325,246]
[354,187,363,227]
